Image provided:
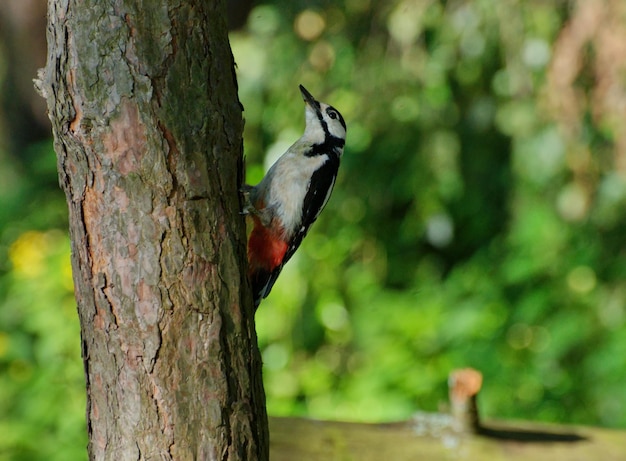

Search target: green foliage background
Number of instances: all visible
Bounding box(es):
[2,0,626,459]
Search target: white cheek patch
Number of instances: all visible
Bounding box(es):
[328,123,346,141]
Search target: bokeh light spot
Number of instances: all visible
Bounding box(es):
[387,0,425,47]
[9,231,48,278]
[523,38,551,69]
[263,343,290,371]
[319,302,349,331]
[425,213,454,248]
[308,40,335,72]
[460,31,485,58]
[295,10,326,41]
[248,5,280,36]
[557,182,589,221]
[567,266,596,294]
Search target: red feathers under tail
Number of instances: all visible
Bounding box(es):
[247,218,289,308]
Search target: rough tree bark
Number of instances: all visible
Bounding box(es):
[35,1,268,460]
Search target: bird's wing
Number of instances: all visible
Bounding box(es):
[283,153,340,266]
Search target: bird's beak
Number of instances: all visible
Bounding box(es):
[299,85,318,108]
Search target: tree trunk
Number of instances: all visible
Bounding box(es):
[36,1,268,460]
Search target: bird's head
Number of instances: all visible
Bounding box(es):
[299,85,346,146]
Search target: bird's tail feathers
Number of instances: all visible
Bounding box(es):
[249,266,283,308]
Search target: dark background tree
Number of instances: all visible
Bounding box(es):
[34,0,267,459]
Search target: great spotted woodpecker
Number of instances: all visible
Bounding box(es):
[243,85,346,308]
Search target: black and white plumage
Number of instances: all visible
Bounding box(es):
[245,85,347,307]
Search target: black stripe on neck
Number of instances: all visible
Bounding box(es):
[305,136,345,157]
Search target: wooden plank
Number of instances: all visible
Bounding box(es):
[269,416,626,461]
[269,369,625,460]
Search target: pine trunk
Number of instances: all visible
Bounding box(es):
[36,0,268,459]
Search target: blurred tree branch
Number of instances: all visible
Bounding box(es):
[0,0,49,158]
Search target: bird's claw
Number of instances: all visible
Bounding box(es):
[240,185,254,215]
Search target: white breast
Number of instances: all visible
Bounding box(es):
[260,143,328,236]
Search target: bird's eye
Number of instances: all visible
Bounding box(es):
[328,111,337,120]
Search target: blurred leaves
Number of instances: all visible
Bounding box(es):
[0,230,86,461]
[235,0,626,428]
